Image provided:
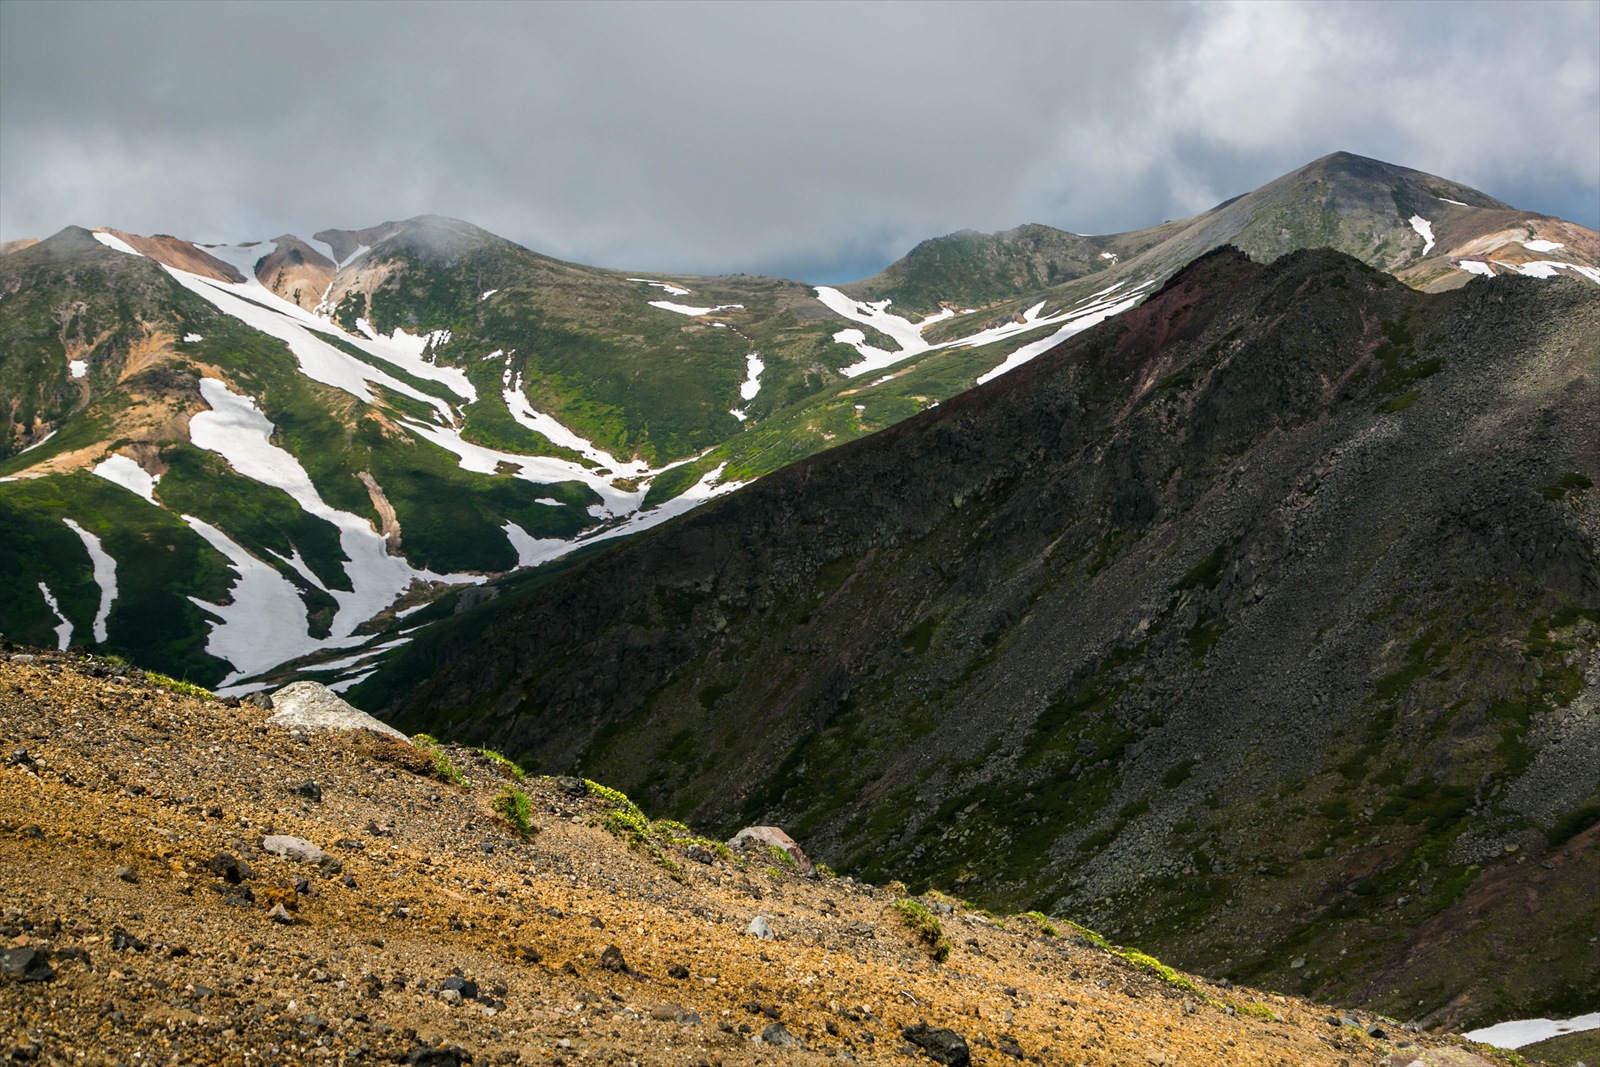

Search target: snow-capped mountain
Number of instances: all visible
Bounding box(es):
[2,152,1595,692]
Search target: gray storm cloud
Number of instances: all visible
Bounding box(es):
[1,0,1595,281]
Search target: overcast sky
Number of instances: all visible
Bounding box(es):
[2,0,1596,281]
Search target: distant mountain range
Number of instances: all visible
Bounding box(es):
[2,152,1596,695]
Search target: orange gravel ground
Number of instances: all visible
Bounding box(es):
[0,652,1528,1067]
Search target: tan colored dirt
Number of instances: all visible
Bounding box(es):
[0,653,1528,1067]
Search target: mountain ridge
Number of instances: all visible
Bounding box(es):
[364,245,1600,1030]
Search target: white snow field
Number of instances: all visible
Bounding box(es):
[1515,260,1600,284]
[63,518,116,643]
[68,360,88,379]
[628,278,692,296]
[91,231,141,256]
[817,282,1155,380]
[181,515,330,686]
[1457,259,1497,278]
[1409,215,1436,256]
[1521,239,1564,252]
[730,353,764,421]
[976,286,1153,385]
[1463,1011,1600,1050]
[188,377,481,645]
[648,299,744,316]
[92,454,159,503]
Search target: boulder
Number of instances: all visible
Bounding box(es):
[903,1023,971,1066]
[262,835,330,864]
[266,681,408,741]
[727,825,813,874]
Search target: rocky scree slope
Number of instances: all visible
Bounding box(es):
[367,248,1600,1032]
[0,648,1540,1067]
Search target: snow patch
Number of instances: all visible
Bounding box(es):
[729,352,765,421]
[1517,260,1600,284]
[92,231,142,256]
[502,520,571,568]
[480,289,499,301]
[37,582,72,650]
[649,300,743,316]
[64,518,116,643]
[976,287,1153,385]
[329,669,378,693]
[1409,215,1435,256]
[188,377,480,672]
[92,454,159,503]
[184,515,328,685]
[1521,239,1564,252]
[1463,1012,1600,1050]
[820,277,1152,379]
[1457,259,1497,278]
[183,333,203,343]
[501,371,651,480]
[1437,197,1469,207]
[627,278,692,296]
[68,360,87,379]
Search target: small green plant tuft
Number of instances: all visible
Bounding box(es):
[1118,949,1206,997]
[1063,920,1111,950]
[146,672,214,699]
[413,734,469,789]
[1234,1001,1278,1021]
[893,898,952,963]
[1018,911,1059,937]
[816,863,837,878]
[766,844,797,869]
[584,780,684,879]
[477,747,526,781]
[493,785,534,840]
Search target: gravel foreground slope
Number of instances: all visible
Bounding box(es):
[0,650,1531,1066]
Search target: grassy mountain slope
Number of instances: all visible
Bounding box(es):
[4,154,1595,692]
[366,248,1600,1030]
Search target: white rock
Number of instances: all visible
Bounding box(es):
[746,915,776,940]
[266,680,408,740]
[262,835,330,864]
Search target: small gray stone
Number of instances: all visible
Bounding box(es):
[438,988,462,1005]
[746,916,776,941]
[114,865,138,883]
[0,947,54,982]
[761,1023,803,1048]
[267,903,294,925]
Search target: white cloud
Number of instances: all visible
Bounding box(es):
[1,0,1593,278]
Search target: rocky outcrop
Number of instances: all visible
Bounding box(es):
[267,680,407,740]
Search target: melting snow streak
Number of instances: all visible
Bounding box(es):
[64,519,116,643]
[1409,216,1435,256]
[37,582,71,650]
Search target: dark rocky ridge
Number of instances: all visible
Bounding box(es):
[368,247,1600,1028]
